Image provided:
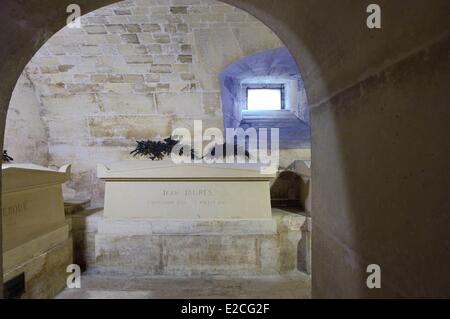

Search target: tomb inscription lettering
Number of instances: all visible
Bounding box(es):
[151,187,225,208]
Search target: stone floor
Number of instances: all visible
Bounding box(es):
[55,271,311,299]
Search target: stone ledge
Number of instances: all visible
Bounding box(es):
[97,217,277,235]
[94,233,281,276]
[93,209,305,276]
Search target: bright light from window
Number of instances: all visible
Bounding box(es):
[247,89,282,111]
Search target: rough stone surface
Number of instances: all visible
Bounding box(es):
[70,209,103,271]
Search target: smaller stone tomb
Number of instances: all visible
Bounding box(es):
[2,164,73,298]
[97,161,275,220]
[2,164,71,252]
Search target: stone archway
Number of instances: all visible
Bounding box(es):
[0,0,324,300]
[1,0,449,299]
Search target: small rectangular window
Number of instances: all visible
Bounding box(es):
[246,85,285,111]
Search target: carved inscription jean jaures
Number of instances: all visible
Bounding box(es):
[2,201,29,226]
[153,189,225,207]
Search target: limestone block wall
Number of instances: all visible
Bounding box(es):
[4,74,49,166]
[11,0,283,205]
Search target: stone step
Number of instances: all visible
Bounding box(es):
[240,122,305,129]
[239,114,311,149]
[241,115,304,121]
[242,112,301,118]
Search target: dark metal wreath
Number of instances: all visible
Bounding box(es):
[3,150,13,163]
[130,138,249,161]
[130,137,181,161]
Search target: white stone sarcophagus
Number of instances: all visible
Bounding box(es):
[97,161,274,220]
[2,164,73,298]
[95,161,304,276]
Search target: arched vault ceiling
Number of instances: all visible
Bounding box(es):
[0,0,448,115]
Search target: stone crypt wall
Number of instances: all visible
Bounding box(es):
[6,0,284,205]
[4,74,49,166]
